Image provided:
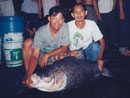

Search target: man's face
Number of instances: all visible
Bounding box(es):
[49,12,65,31]
[72,5,87,22]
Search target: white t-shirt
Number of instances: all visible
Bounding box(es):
[0,0,14,16]
[98,0,114,13]
[68,20,103,51]
[42,0,57,16]
[21,0,38,14]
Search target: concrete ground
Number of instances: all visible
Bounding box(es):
[0,46,130,98]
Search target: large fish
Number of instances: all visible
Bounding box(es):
[29,56,102,92]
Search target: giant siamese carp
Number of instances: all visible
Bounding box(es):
[30,56,104,92]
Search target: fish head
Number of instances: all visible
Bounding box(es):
[30,70,67,92]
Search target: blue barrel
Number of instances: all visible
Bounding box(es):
[0,16,24,42]
[0,16,24,67]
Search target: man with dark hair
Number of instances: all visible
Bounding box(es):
[77,0,97,23]
[68,3,105,71]
[22,6,70,87]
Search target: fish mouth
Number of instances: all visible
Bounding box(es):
[30,71,67,92]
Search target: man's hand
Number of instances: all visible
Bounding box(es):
[38,10,42,19]
[69,51,79,56]
[40,53,50,68]
[22,75,33,88]
[56,55,66,61]
[120,12,125,20]
[96,13,101,20]
[97,59,104,71]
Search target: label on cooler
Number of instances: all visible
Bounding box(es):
[4,48,22,61]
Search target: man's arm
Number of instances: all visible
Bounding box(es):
[26,48,40,87]
[119,0,125,20]
[38,0,43,19]
[47,46,69,57]
[97,38,105,71]
[113,0,117,10]
[97,38,105,60]
[40,45,69,67]
[93,0,101,20]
